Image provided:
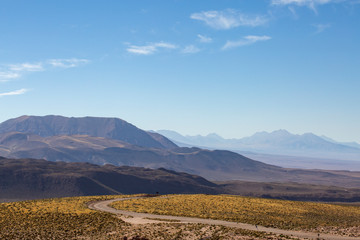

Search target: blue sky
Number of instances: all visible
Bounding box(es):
[0,0,359,142]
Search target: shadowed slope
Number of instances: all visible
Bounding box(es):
[0,157,219,200]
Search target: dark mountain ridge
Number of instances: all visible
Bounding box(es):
[0,157,219,201]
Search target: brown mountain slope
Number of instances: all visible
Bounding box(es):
[0,115,177,149]
[0,157,220,201]
[0,132,280,179]
[0,131,135,151]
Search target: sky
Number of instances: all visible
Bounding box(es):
[0,0,359,142]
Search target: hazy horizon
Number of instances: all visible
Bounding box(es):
[156,128,360,144]
[1,0,359,143]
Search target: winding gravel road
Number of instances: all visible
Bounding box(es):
[88,197,358,240]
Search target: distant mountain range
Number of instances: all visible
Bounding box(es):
[320,135,360,149]
[1,115,360,188]
[156,129,360,161]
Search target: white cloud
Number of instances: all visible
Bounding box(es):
[154,42,177,49]
[271,0,340,11]
[0,72,21,82]
[288,6,298,17]
[182,45,201,54]
[127,45,157,55]
[190,9,268,30]
[0,63,44,82]
[48,58,89,68]
[313,23,331,33]
[272,0,333,5]
[9,63,44,72]
[127,42,177,55]
[0,88,28,97]
[197,34,213,43]
[0,58,89,82]
[222,35,271,50]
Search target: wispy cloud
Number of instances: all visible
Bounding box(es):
[222,35,271,50]
[0,72,20,82]
[271,0,339,12]
[182,45,201,54]
[9,63,44,72]
[288,6,298,17]
[191,9,268,30]
[48,58,89,68]
[197,34,213,43]
[272,0,333,6]
[313,23,331,33]
[0,58,89,82]
[127,42,177,55]
[0,63,43,82]
[0,88,28,97]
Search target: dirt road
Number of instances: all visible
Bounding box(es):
[89,197,358,240]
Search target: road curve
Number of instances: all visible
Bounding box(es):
[89,197,358,240]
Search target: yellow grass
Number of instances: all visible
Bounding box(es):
[3,194,359,239]
[0,195,127,239]
[0,194,296,240]
[111,194,360,236]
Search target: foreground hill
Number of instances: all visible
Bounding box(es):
[0,115,177,149]
[0,157,219,201]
